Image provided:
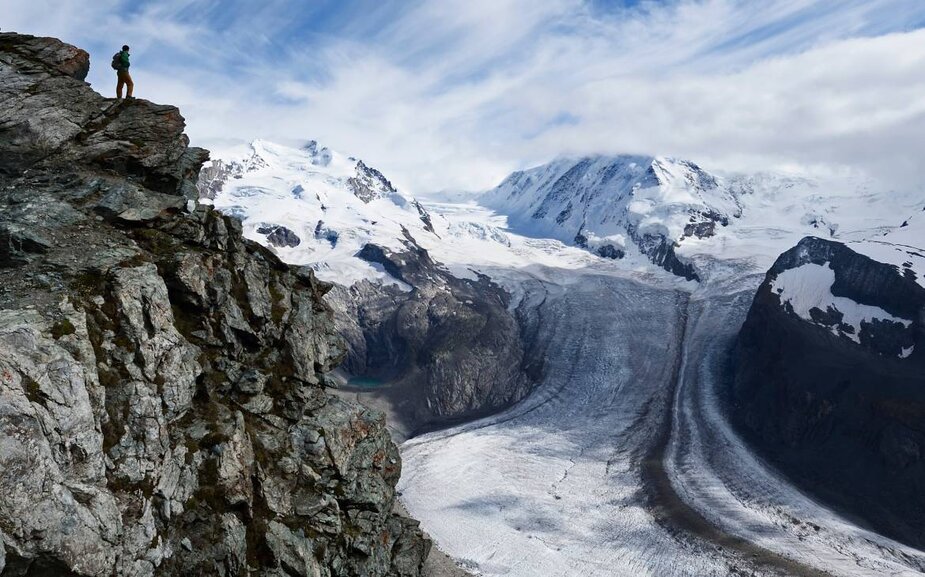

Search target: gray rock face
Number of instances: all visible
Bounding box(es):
[0,32,428,576]
[328,234,532,434]
[196,159,240,200]
[411,201,436,236]
[257,225,302,248]
[0,223,52,267]
[348,161,397,203]
[631,229,699,281]
[196,153,274,203]
[732,236,925,549]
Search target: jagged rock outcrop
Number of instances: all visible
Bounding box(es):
[732,236,925,548]
[348,161,397,204]
[327,233,532,435]
[0,32,428,576]
[256,225,301,248]
[196,158,241,201]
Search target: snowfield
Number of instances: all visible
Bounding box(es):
[771,261,912,345]
[205,139,439,286]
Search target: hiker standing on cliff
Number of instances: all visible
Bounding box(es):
[112,44,133,99]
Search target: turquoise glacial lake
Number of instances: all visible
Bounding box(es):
[347,376,388,389]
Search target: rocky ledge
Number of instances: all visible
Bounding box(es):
[732,236,925,548]
[0,32,427,576]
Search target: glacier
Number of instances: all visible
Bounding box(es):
[399,267,925,577]
[201,139,925,577]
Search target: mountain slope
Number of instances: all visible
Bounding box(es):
[732,226,925,548]
[0,32,427,577]
[482,155,919,282]
[200,140,437,286]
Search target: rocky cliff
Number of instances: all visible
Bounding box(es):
[328,236,532,436]
[0,32,428,576]
[732,236,925,548]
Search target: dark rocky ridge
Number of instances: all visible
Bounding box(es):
[630,228,700,282]
[0,32,427,576]
[732,236,925,548]
[256,225,302,248]
[348,160,396,203]
[327,232,532,437]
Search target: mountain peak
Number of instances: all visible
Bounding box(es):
[647,157,718,191]
[199,139,437,286]
[302,139,333,167]
[481,153,732,279]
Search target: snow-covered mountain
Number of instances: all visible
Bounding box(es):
[199,139,437,286]
[199,139,606,290]
[482,155,736,279]
[482,155,919,281]
[196,138,925,572]
[755,207,925,359]
[200,142,921,292]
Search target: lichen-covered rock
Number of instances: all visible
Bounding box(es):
[0,32,427,576]
[0,310,122,576]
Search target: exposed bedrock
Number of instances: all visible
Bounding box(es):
[327,236,533,436]
[0,32,427,576]
[256,224,302,248]
[732,236,925,548]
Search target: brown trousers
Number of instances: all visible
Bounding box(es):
[116,69,134,98]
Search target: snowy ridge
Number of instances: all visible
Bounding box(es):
[850,209,925,289]
[202,142,921,291]
[202,139,437,286]
[771,261,913,353]
[482,155,921,280]
[201,140,635,289]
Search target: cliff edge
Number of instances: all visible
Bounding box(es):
[732,236,925,548]
[0,32,428,576]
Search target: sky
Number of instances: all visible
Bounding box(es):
[5,0,925,193]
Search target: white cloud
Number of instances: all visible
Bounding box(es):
[5,0,925,193]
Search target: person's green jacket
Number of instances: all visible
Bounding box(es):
[119,51,130,70]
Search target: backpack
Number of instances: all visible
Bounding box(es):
[111,52,121,70]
